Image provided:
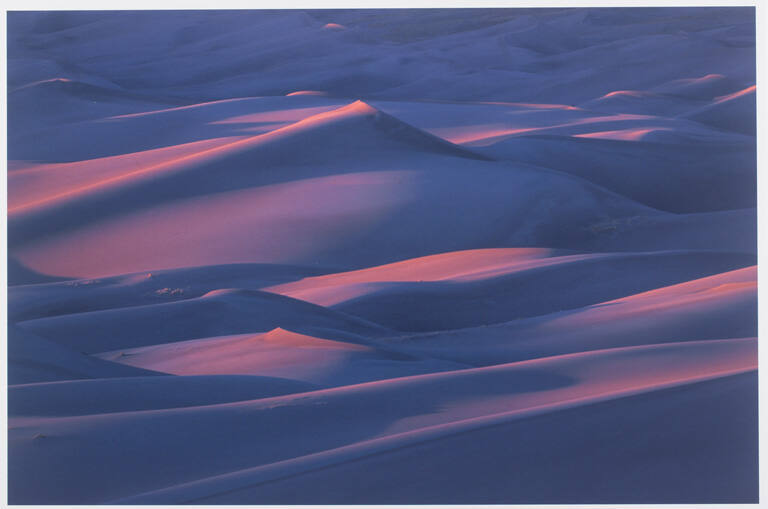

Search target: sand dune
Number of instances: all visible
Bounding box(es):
[17,288,392,353]
[464,117,748,146]
[683,84,756,134]
[267,247,564,305]
[273,247,562,290]
[9,375,320,417]
[7,326,164,385]
[579,90,707,115]
[269,250,754,331]
[8,136,247,211]
[96,327,467,386]
[8,9,754,104]
[186,372,757,505]
[9,338,755,504]
[391,266,756,365]
[9,100,484,220]
[8,262,335,322]
[371,94,749,148]
[9,95,345,161]
[587,207,756,254]
[10,101,668,279]
[7,77,174,135]
[652,73,744,100]
[6,8,757,505]
[479,134,755,213]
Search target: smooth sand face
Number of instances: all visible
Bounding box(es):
[6,7,757,505]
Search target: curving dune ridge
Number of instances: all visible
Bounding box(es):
[5,7,758,505]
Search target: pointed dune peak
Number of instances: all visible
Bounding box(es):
[346,99,379,114]
[262,327,318,345]
[289,100,385,126]
[264,326,291,337]
[298,99,379,122]
[262,327,370,350]
[281,100,492,161]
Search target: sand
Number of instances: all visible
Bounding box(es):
[6,7,757,505]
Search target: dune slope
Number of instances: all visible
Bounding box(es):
[9,338,756,504]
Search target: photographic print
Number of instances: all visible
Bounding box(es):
[5,5,759,505]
